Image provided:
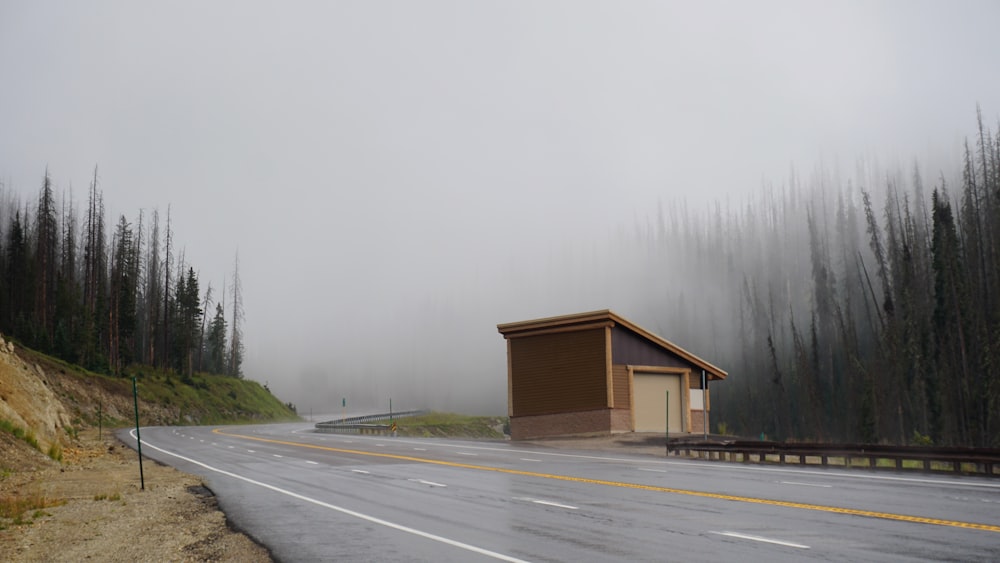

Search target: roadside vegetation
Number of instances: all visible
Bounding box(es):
[0,493,64,530]
[395,412,508,440]
[0,420,42,457]
[13,344,299,430]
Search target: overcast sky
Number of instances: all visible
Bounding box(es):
[2,1,998,415]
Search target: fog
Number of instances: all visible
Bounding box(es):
[2,1,998,415]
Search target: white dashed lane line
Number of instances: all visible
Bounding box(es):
[711,531,810,549]
[513,497,578,510]
[409,479,447,488]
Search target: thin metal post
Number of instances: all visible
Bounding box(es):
[702,370,708,440]
[390,398,396,437]
[665,390,670,455]
[132,377,145,491]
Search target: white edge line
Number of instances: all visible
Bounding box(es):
[351,469,370,474]
[779,481,832,488]
[713,531,810,549]
[306,461,319,465]
[520,458,542,462]
[127,430,528,563]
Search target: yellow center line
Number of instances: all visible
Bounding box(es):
[212,428,1000,533]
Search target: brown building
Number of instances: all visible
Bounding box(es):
[497,310,727,440]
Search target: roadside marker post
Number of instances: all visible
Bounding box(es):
[132,377,145,491]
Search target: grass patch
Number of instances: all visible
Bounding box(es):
[125,365,300,425]
[0,494,65,526]
[396,412,508,440]
[0,419,41,452]
[93,492,122,502]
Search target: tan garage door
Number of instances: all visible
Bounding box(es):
[634,373,683,433]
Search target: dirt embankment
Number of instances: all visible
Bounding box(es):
[0,336,271,562]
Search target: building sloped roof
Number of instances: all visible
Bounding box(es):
[497,309,727,380]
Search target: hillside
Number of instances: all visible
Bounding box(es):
[0,333,298,459]
[0,333,297,560]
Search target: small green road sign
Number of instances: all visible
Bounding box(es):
[342,397,346,407]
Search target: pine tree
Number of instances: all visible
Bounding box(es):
[34,170,58,347]
[228,252,244,378]
[206,302,227,374]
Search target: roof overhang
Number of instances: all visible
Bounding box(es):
[498,309,727,380]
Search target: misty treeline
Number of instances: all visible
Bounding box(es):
[616,109,999,447]
[0,167,245,380]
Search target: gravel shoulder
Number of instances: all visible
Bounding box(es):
[0,428,271,562]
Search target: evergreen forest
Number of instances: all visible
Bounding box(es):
[614,109,1000,447]
[0,168,244,380]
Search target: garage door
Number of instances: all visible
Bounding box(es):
[634,373,683,433]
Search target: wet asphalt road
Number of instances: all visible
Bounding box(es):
[119,423,1000,562]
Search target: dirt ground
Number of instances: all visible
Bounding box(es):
[0,428,271,563]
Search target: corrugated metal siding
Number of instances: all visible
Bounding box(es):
[510,328,607,416]
[611,326,687,368]
[612,364,630,410]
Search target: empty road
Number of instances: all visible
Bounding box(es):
[119,423,1000,561]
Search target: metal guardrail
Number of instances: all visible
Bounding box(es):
[667,440,1000,477]
[313,410,428,435]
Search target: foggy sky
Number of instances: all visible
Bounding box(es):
[2,1,998,415]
